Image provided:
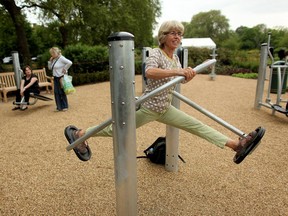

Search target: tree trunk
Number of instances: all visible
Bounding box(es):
[59,25,68,48]
[0,0,31,65]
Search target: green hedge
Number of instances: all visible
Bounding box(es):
[64,44,109,74]
[31,45,264,86]
[232,73,258,79]
[71,71,110,86]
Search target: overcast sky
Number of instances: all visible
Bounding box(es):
[155,0,288,34]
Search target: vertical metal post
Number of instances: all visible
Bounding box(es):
[254,43,268,109]
[165,83,180,172]
[276,66,282,106]
[209,48,217,80]
[141,47,152,92]
[165,47,188,172]
[108,32,137,216]
[266,33,274,102]
[11,51,22,89]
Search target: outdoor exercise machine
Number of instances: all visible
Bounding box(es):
[254,33,288,116]
[65,32,265,216]
[11,51,53,107]
[13,93,53,106]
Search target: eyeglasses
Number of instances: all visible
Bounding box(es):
[166,31,183,37]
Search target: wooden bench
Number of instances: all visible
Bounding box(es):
[0,68,53,103]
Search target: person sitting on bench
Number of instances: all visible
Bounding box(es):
[12,65,40,111]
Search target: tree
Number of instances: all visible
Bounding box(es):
[0,0,31,64]
[23,0,160,48]
[24,0,84,48]
[221,30,241,50]
[0,7,17,58]
[268,27,288,52]
[235,24,268,50]
[76,0,161,47]
[111,0,161,47]
[184,10,230,45]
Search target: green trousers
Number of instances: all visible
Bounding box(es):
[87,106,229,148]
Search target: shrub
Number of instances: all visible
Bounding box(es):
[71,71,110,86]
[64,44,109,74]
[232,73,258,79]
[188,47,212,67]
[135,60,142,75]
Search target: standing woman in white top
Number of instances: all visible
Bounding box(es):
[48,47,72,111]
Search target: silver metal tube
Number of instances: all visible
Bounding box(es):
[135,59,216,107]
[165,45,182,172]
[267,66,273,101]
[165,47,188,172]
[254,43,268,109]
[280,66,287,98]
[259,102,273,109]
[11,51,22,89]
[209,48,217,80]
[141,47,152,92]
[165,83,180,172]
[66,118,112,151]
[183,48,189,68]
[173,91,246,137]
[276,67,282,105]
[266,33,274,102]
[108,32,137,216]
[267,33,274,62]
[270,65,288,69]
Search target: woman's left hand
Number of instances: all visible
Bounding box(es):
[183,67,196,82]
[20,87,25,96]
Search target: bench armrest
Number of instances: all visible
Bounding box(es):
[45,75,54,81]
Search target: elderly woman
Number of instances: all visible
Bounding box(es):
[64,20,261,163]
[48,47,72,112]
[12,65,40,111]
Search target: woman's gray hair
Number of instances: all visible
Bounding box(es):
[49,47,62,55]
[158,20,184,49]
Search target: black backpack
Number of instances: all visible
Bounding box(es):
[138,137,185,165]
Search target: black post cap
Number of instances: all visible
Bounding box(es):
[108,32,134,42]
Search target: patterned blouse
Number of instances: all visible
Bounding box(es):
[143,48,182,113]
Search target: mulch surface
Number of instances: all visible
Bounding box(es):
[0,74,287,215]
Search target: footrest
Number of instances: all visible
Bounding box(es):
[64,125,92,161]
[271,104,288,115]
[233,126,266,164]
[13,101,30,105]
[30,93,53,101]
